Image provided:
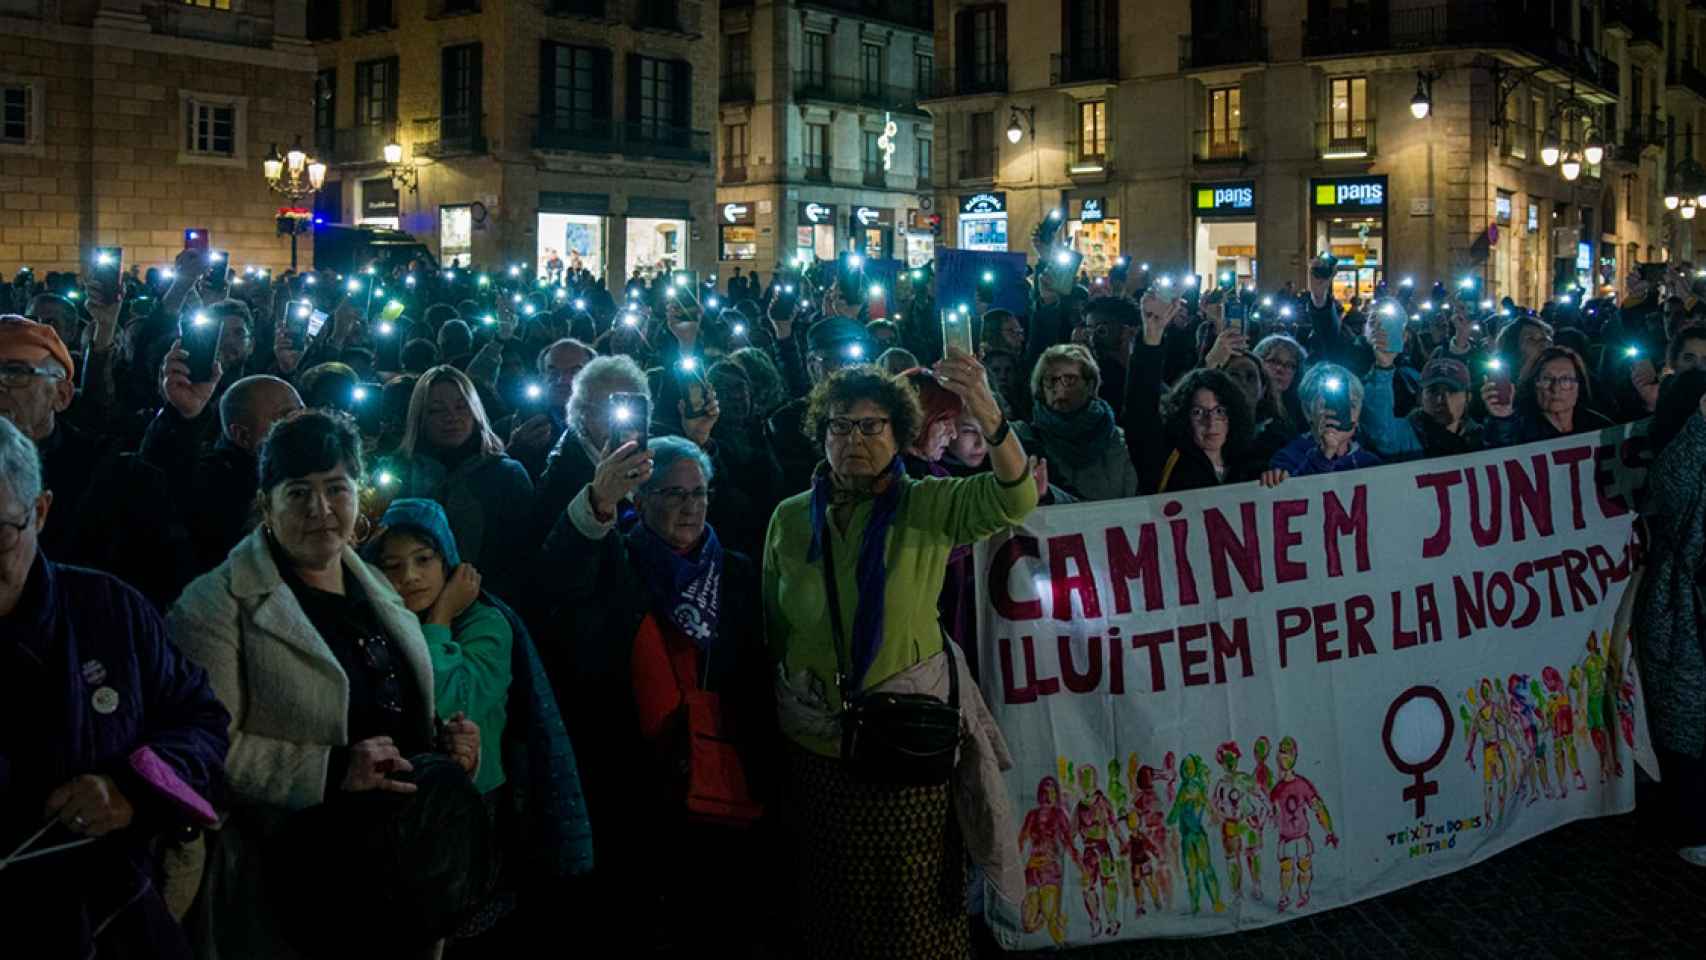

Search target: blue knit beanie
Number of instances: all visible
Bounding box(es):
[363,497,461,568]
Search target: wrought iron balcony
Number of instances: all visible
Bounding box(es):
[957,148,994,181]
[1050,49,1117,86]
[793,71,924,113]
[932,63,1007,98]
[1179,27,1267,70]
[1316,119,1377,160]
[1195,128,1248,163]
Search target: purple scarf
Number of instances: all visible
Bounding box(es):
[807,455,905,693]
[627,522,724,651]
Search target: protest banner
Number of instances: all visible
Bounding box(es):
[977,427,1654,948]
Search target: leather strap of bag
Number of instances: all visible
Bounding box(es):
[818,526,958,709]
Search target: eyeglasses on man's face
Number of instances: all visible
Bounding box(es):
[0,361,66,389]
[649,486,711,508]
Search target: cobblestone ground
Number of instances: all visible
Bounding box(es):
[983,787,1706,960]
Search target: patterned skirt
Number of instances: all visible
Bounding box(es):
[787,750,970,960]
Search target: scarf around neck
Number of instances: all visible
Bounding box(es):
[807,455,904,694]
[627,521,724,651]
[1031,397,1119,468]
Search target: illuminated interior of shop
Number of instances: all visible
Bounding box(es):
[1316,214,1384,301]
[626,218,686,280]
[1069,220,1121,278]
[1193,219,1256,288]
[537,213,606,280]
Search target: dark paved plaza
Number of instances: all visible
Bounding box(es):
[991,787,1706,960]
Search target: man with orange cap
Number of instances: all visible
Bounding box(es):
[0,316,186,605]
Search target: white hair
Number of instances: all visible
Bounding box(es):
[567,354,649,437]
[0,416,43,505]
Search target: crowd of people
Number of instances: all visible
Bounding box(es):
[3,218,1705,959]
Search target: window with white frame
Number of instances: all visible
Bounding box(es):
[185,97,237,156]
[1,84,31,146]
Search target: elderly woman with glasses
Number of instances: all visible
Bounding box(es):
[170,410,483,959]
[1268,362,1383,480]
[0,417,227,959]
[763,349,1037,959]
[1482,345,1614,446]
[540,434,771,952]
[1015,343,1138,501]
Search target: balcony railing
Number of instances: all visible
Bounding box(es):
[1051,49,1117,86]
[325,123,398,165]
[722,157,747,182]
[1617,113,1668,163]
[797,0,930,32]
[863,167,886,187]
[1195,127,1248,163]
[533,118,710,163]
[721,73,755,102]
[413,115,487,158]
[1672,61,1706,102]
[958,148,994,181]
[1301,3,1617,97]
[793,71,924,113]
[932,63,1007,98]
[1179,28,1268,70]
[803,154,830,181]
[1316,119,1376,159]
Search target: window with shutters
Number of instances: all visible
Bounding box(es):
[804,33,829,87]
[356,58,398,126]
[805,123,829,179]
[863,130,884,185]
[955,6,1006,94]
[1,84,32,146]
[178,90,246,166]
[916,137,932,184]
[724,122,747,181]
[186,99,236,155]
[1207,86,1240,159]
[862,44,884,98]
[915,53,934,97]
[722,32,753,101]
[441,44,481,142]
[306,0,340,41]
[545,44,610,139]
[1077,100,1106,162]
[635,56,680,139]
[313,70,336,154]
[1328,76,1368,144]
[963,110,994,178]
[970,8,999,86]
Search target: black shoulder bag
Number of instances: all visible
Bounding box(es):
[820,530,961,786]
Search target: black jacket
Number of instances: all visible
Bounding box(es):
[39,421,189,607]
[538,512,772,888]
[139,407,259,579]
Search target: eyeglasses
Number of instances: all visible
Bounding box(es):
[0,362,67,388]
[1262,357,1299,373]
[1043,373,1085,390]
[827,416,891,436]
[1189,405,1229,424]
[0,507,35,552]
[356,635,404,716]
[1537,375,1581,391]
[650,486,711,507]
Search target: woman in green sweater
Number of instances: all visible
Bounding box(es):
[367,497,512,795]
[764,346,1038,959]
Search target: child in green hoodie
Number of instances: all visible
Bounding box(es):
[367,497,512,795]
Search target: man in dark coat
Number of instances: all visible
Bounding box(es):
[0,416,230,959]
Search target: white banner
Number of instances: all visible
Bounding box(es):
[978,427,1655,948]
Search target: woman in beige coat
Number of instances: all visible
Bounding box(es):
[170,410,479,959]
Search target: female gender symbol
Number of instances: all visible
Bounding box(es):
[1381,685,1455,817]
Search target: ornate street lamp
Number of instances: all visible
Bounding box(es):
[262,135,325,271]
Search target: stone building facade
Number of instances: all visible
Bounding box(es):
[0,0,317,275]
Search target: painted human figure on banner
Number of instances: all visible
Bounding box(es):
[1252,735,1274,794]
[1540,666,1587,793]
[1269,736,1337,913]
[1166,754,1224,915]
[1461,679,1511,823]
[1018,776,1080,945]
[1119,757,1165,918]
[1062,760,1125,937]
[1209,741,1271,903]
[1506,673,1552,802]
[1582,633,1615,783]
[1129,759,1174,911]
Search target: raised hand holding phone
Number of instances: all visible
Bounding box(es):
[589,438,654,521]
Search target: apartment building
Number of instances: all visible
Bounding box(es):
[924,0,1706,306]
[0,1,316,274]
[715,0,935,285]
[309,0,718,290]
